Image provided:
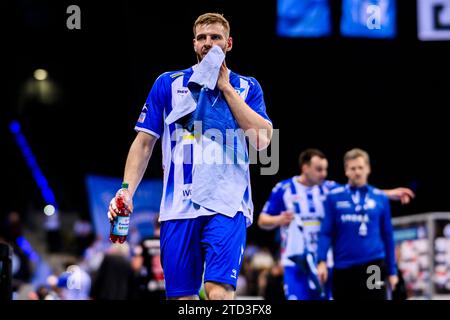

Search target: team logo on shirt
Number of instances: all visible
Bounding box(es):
[234,87,244,94]
[234,87,245,97]
[366,199,376,209]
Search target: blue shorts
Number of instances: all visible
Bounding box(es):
[160,212,246,298]
[284,266,333,300]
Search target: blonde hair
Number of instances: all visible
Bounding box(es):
[344,148,370,167]
[193,13,230,38]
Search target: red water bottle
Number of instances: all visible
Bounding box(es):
[109,182,131,243]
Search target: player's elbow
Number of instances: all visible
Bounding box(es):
[136,131,157,153]
[258,213,275,230]
[257,215,264,228]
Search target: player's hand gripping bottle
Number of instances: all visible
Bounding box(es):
[109,182,131,243]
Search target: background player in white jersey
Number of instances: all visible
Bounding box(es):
[108,13,273,300]
[258,149,414,300]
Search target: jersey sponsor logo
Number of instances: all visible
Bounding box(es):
[182,188,192,198]
[341,214,369,223]
[177,88,189,95]
[336,200,352,208]
[231,269,237,279]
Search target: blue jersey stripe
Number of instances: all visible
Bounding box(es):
[289,181,301,214]
[183,143,193,184]
[164,123,177,209]
[307,192,316,213]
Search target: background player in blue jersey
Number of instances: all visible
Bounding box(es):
[108,13,273,300]
[258,149,414,300]
[317,148,399,300]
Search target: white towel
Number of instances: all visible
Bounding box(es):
[165,45,225,125]
[189,45,225,90]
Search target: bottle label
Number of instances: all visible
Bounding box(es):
[112,216,130,236]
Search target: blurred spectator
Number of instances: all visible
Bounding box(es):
[73,219,95,256]
[28,284,60,300]
[2,211,23,242]
[10,242,33,291]
[261,260,286,301]
[0,241,13,300]
[57,257,92,300]
[244,241,259,260]
[131,221,165,300]
[26,275,63,300]
[82,235,108,274]
[240,256,258,296]
[251,248,275,271]
[235,271,248,297]
[392,246,407,300]
[128,226,141,248]
[0,211,33,293]
[90,243,136,300]
[44,214,62,253]
[243,247,275,297]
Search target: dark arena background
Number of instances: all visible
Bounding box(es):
[2,0,450,303]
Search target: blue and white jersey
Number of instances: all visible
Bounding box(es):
[262,177,338,267]
[135,66,271,226]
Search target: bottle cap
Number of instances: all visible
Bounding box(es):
[121,182,129,189]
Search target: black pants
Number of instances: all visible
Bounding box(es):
[332,259,388,300]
